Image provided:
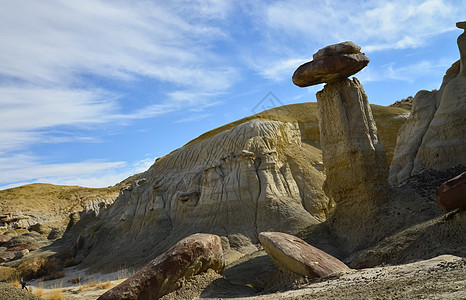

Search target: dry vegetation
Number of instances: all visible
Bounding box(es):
[17,256,64,281]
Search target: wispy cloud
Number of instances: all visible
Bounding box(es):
[246,0,464,81]
[358,58,454,83]
[0,0,238,188]
[261,0,462,51]
[0,154,156,190]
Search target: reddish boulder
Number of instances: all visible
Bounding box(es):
[0,235,11,246]
[98,233,224,300]
[259,232,351,278]
[6,243,36,252]
[292,41,369,87]
[436,171,466,211]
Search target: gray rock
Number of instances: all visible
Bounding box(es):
[313,41,361,60]
[259,232,351,278]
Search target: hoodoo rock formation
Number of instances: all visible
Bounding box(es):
[389,22,466,185]
[293,41,388,250]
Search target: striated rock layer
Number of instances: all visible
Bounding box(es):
[316,78,388,250]
[389,24,466,185]
[69,118,331,272]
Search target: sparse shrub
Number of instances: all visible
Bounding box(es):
[97,280,112,289]
[68,277,81,284]
[64,257,77,267]
[34,287,44,297]
[85,280,97,288]
[8,279,19,287]
[0,266,19,282]
[17,256,65,280]
[45,289,65,300]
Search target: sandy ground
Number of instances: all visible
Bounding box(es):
[25,266,129,300]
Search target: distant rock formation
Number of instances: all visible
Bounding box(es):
[294,41,388,250]
[259,232,351,278]
[98,233,224,300]
[389,22,466,185]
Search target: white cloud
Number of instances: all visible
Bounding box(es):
[358,58,454,83]
[254,58,307,81]
[0,154,156,190]
[261,0,463,51]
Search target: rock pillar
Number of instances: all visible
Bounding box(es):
[293,41,388,251]
[316,78,388,249]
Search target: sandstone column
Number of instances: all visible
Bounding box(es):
[293,42,388,250]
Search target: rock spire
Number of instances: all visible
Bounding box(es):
[293,41,388,251]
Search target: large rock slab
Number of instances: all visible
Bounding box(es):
[98,233,224,300]
[259,232,350,278]
[436,172,466,211]
[390,24,466,185]
[293,41,369,87]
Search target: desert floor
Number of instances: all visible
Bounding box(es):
[23,254,466,300]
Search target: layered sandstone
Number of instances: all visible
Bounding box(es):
[316,78,388,250]
[68,118,331,272]
[389,23,466,185]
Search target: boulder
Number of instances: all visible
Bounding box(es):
[0,235,11,246]
[47,227,65,240]
[259,232,350,278]
[315,77,388,250]
[390,24,466,185]
[436,172,466,211]
[14,249,29,259]
[292,41,369,87]
[6,243,35,252]
[98,233,224,300]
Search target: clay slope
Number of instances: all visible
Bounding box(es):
[65,102,408,273]
[0,183,127,228]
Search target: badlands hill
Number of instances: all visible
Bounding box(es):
[57,101,408,273]
[0,177,135,229]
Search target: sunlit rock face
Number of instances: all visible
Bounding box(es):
[389,23,466,185]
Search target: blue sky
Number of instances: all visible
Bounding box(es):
[0,0,464,190]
